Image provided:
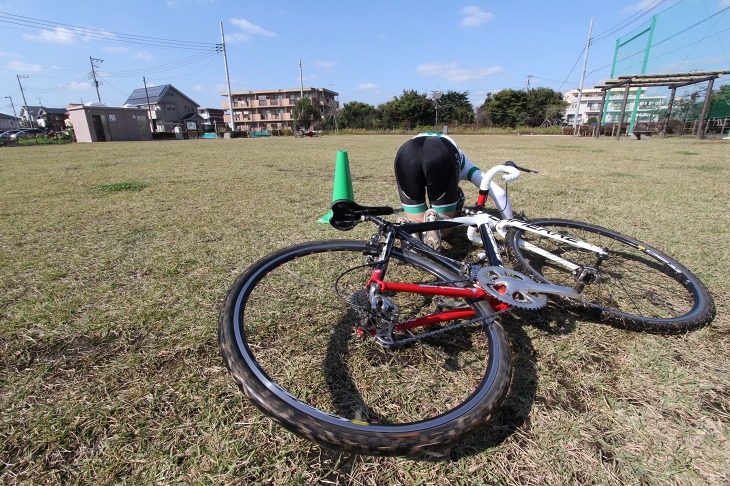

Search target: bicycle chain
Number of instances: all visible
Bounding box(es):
[392,308,511,347]
[349,275,511,348]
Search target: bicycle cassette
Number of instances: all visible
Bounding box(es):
[476,266,548,309]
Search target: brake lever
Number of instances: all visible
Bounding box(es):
[505,160,539,174]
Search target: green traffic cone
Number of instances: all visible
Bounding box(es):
[317,150,354,223]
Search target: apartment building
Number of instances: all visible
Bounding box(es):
[564,87,666,125]
[222,87,338,131]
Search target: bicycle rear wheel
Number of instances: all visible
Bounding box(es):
[505,219,715,332]
[219,239,511,455]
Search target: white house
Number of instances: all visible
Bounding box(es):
[564,87,666,125]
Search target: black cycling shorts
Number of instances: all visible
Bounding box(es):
[394,136,460,215]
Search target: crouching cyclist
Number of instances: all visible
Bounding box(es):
[393,132,511,250]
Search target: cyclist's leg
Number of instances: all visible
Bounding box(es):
[422,137,460,237]
[394,138,428,223]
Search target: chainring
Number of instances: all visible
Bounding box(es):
[476,266,549,309]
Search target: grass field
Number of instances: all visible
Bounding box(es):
[1,134,728,484]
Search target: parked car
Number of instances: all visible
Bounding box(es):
[0,129,22,139]
[10,128,46,139]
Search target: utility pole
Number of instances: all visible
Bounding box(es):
[218,22,235,131]
[16,75,34,128]
[432,87,442,127]
[329,81,338,133]
[4,95,17,118]
[143,76,154,132]
[90,56,103,103]
[573,17,594,135]
[299,59,304,98]
[525,75,534,90]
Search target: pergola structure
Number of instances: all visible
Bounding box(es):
[593,70,730,139]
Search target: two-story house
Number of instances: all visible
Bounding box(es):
[124,84,202,133]
[18,106,67,132]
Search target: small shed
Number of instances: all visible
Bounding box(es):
[67,103,152,143]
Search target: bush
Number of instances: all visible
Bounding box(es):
[152,132,177,141]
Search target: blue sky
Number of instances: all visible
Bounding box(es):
[1,0,728,114]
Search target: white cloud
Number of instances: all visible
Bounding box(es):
[23,27,78,44]
[459,6,495,28]
[416,62,504,82]
[720,0,730,7]
[68,81,91,90]
[22,26,115,44]
[314,60,336,70]
[132,51,153,61]
[194,84,205,91]
[7,60,43,72]
[228,18,277,41]
[358,83,378,90]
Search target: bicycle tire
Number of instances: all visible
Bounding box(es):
[505,219,715,332]
[219,239,511,455]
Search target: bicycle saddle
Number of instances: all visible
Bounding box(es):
[330,199,394,231]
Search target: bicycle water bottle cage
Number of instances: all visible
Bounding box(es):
[330,199,394,231]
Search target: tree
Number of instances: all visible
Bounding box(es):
[437,91,474,125]
[339,101,377,129]
[485,89,528,128]
[524,87,567,127]
[476,93,494,126]
[375,100,399,130]
[393,90,434,128]
[291,97,320,130]
[671,91,703,123]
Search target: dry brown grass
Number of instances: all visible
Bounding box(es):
[1,134,728,484]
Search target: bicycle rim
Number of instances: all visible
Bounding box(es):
[506,219,714,332]
[219,240,510,455]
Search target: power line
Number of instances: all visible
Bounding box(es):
[557,46,587,92]
[651,5,730,48]
[100,51,218,77]
[591,0,674,43]
[0,12,216,51]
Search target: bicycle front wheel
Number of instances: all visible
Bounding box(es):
[505,219,714,332]
[219,240,511,456]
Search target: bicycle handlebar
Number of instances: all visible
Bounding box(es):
[479,164,521,192]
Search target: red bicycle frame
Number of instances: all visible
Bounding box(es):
[361,268,510,335]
